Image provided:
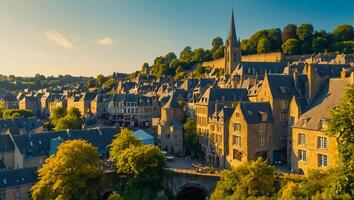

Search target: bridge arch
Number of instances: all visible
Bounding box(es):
[176,183,209,200]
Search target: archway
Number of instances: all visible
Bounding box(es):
[176,184,208,200]
[102,191,113,200]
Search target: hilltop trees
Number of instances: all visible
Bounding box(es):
[31,140,104,200]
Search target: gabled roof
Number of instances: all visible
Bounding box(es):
[0,135,14,153]
[238,102,272,124]
[198,87,249,105]
[0,167,37,189]
[293,77,351,130]
[266,74,301,99]
[12,127,120,157]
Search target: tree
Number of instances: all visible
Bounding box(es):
[212,37,223,51]
[210,158,276,200]
[213,45,225,59]
[180,46,193,61]
[96,74,106,87]
[2,109,34,119]
[282,24,297,43]
[86,78,96,88]
[183,118,201,157]
[267,28,282,51]
[296,24,314,41]
[282,38,300,55]
[331,24,354,42]
[192,48,205,62]
[327,85,354,197]
[114,145,165,186]
[107,192,124,200]
[141,63,149,74]
[164,52,177,63]
[109,128,141,156]
[312,37,328,53]
[31,140,104,200]
[51,107,82,131]
[257,37,272,53]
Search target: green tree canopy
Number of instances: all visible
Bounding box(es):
[31,140,104,200]
[164,52,177,63]
[2,109,34,119]
[257,37,272,53]
[282,24,297,43]
[109,128,141,156]
[331,24,354,42]
[114,145,165,185]
[210,158,276,200]
[180,46,193,61]
[183,118,201,157]
[282,38,300,55]
[212,37,223,51]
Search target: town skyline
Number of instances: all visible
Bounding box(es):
[0,0,353,77]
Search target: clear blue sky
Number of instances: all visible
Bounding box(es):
[0,0,352,77]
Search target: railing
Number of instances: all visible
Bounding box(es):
[165,167,220,177]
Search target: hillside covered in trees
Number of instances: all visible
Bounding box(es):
[133,23,353,80]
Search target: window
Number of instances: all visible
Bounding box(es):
[261,114,268,122]
[233,123,241,132]
[280,100,287,109]
[298,133,306,145]
[281,124,287,136]
[299,150,307,161]
[280,87,287,94]
[318,137,327,149]
[235,112,240,117]
[318,154,328,167]
[258,124,264,133]
[290,116,295,126]
[259,137,265,146]
[233,149,242,161]
[0,189,5,200]
[233,135,241,146]
[319,119,326,130]
[301,118,307,127]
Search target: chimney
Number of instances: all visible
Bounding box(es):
[214,101,218,113]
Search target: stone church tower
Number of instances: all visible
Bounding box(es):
[224,10,241,75]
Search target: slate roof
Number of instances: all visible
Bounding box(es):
[0,135,14,153]
[304,63,350,78]
[0,117,43,134]
[239,102,272,124]
[0,168,37,189]
[233,62,285,76]
[12,127,120,157]
[266,74,302,99]
[198,87,249,105]
[293,77,351,130]
[163,90,187,109]
[112,94,154,106]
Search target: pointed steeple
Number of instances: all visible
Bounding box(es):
[227,9,238,47]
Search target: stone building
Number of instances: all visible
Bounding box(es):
[195,87,248,161]
[18,95,41,116]
[227,102,273,168]
[108,94,160,128]
[157,91,185,155]
[0,167,37,200]
[291,74,353,175]
[206,106,233,168]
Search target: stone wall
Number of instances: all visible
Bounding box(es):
[201,58,225,69]
[242,52,283,62]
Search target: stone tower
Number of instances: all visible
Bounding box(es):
[224,10,241,75]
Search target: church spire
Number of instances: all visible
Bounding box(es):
[227,9,238,47]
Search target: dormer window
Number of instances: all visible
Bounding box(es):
[280,87,286,94]
[280,100,288,109]
[319,119,326,130]
[301,118,307,127]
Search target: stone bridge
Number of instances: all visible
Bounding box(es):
[163,168,220,199]
[102,168,220,199]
